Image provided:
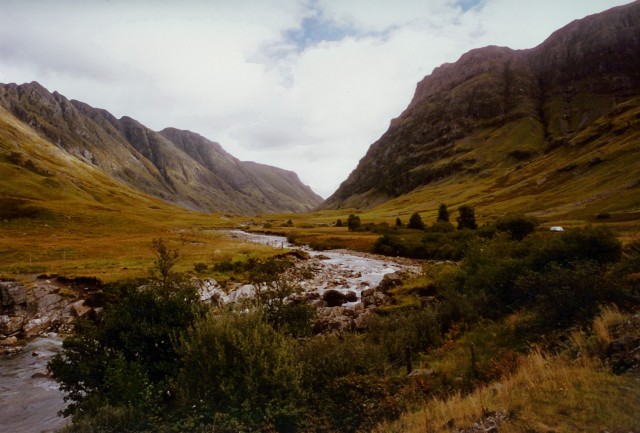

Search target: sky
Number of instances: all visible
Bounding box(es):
[0,0,632,198]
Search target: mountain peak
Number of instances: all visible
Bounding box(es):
[323,0,640,216]
[0,83,322,214]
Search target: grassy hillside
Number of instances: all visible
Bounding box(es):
[0,106,279,281]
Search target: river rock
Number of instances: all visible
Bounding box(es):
[71,300,92,318]
[23,318,48,338]
[377,272,402,292]
[0,282,27,306]
[322,289,349,307]
[0,336,18,346]
[0,314,25,335]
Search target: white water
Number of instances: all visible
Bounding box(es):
[0,231,417,433]
[228,230,418,305]
[0,335,68,433]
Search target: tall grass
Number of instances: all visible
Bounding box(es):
[375,309,640,433]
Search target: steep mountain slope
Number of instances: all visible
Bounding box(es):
[323,1,640,219]
[0,83,322,214]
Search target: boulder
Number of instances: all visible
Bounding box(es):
[0,314,24,335]
[71,300,92,318]
[344,291,358,302]
[0,336,18,346]
[23,318,48,338]
[322,289,348,307]
[0,282,27,306]
[377,272,403,293]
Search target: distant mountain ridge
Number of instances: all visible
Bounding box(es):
[0,82,322,214]
[323,1,640,216]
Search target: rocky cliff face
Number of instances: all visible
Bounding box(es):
[323,1,640,209]
[0,83,322,214]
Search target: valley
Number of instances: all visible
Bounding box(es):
[1,1,640,432]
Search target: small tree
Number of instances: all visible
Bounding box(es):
[456,206,477,230]
[151,238,180,286]
[496,214,538,241]
[395,217,402,227]
[347,214,361,232]
[407,212,425,230]
[437,204,450,222]
[336,219,343,227]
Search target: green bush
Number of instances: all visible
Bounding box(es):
[48,281,204,422]
[179,310,302,430]
[495,214,538,240]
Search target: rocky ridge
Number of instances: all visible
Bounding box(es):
[0,82,322,214]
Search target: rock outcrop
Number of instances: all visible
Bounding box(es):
[0,279,98,353]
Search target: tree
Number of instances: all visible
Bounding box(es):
[336,219,343,227]
[407,212,425,230]
[437,203,450,222]
[48,282,204,422]
[456,205,477,230]
[347,214,361,232]
[495,214,538,241]
[151,238,179,286]
[395,217,402,227]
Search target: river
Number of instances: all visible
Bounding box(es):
[227,230,421,306]
[0,335,68,433]
[0,231,420,433]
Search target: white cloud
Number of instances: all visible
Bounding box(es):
[0,0,631,198]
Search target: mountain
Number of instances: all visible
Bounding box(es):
[0,82,322,214]
[323,1,640,219]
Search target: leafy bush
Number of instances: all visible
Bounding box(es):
[48,281,205,423]
[495,214,539,240]
[347,214,361,231]
[456,205,477,230]
[178,310,302,430]
[407,212,425,230]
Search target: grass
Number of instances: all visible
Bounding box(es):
[374,309,640,433]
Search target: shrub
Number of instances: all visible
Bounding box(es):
[407,212,425,230]
[179,310,302,430]
[495,214,539,241]
[347,214,361,232]
[48,281,204,421]
[193,262,208,273]
[456,206,477,230]
[437,203,450,222]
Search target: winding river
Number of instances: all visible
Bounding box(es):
[0,231,419,432]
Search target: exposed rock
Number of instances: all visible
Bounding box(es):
[606,313,640,374]
[0,336,18,346]
[449,410,509,433]
[71,300,92,318]
[408,368,436,377]
[0,314,24,335]
[0,281,27,306]
[0,279,83,343]
[377,272,402,293]
[322,289,349,307]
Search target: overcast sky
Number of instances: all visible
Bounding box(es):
[0,0,632,198]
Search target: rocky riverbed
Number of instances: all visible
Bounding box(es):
[0,230,427,432]
[201,230,425,333]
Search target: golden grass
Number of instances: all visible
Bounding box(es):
[375,309,640,433]
[377,350,640,433]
